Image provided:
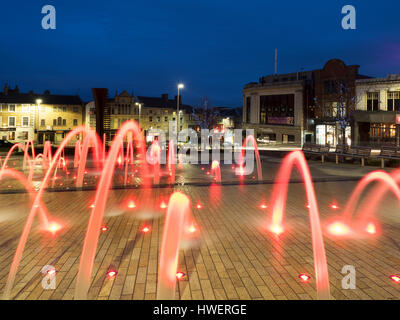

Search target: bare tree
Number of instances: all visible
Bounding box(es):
[191,96,221,129]
[314,80,360,147]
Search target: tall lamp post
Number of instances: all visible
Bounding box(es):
[36,99,42,143]
[135,102,142,128]
[177,83,184,135]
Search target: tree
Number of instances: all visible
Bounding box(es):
[191,96,221,130]
[314,80,360,147]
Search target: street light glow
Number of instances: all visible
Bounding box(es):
[178,83,184,89]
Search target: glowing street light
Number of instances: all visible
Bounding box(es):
[177,83,184,135]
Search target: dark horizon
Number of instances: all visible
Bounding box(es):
[1,0,399,107]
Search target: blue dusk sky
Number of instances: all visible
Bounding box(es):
[0,0,399,107]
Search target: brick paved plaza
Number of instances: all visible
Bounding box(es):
[0,156,399,300]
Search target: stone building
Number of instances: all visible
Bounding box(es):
[88,89,197,142]
[242,71,314,145]
[354,75,400,146]
[0,84,83,144]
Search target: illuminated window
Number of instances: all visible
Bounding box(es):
[41,119,45,126]
[73,119,78,126]
[8,116,16,127]
[22,116,29,127]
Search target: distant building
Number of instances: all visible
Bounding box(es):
[354,75,400,146]
[88,90,196,142]
[242,70,313,145]
[0,84,83,144]
[313,59,370,146]
[242,59,373,146]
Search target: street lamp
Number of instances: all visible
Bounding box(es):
[35,99,42,142]
[177,83,184,135]
[135,102,142,128]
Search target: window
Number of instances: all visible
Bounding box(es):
[0,104,2,112]
[367,92,379,111]
[164,116,168,122]
[41,119,45,126]
[57,117,62,125]
[53,106,57,112]
[63,119,66,126]
[9,131,15,140]
[8,104,16,112]
[246,97,251,123]
[387,92,400,111]
[58,106,62,112]
[73,106,79,113]
[22,116,29,127]
[324,81,331,94]
[53,119,56,125]
[157,116,160,122]
[73,119,78,126]
[149,116,153,122]
[63,107,67,112]
[8,116,16,127]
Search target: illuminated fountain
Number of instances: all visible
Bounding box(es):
[236,135,262,180]
[2,120,400,302]
[268,150,330,300]
[210,160,221,183]
[157,192,193,300]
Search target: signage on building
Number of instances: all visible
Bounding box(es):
[396,114,400,124]
[267,117,294,125]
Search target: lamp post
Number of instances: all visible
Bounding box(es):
[135,102,142,128]
[35,99,42,143]
[177,83,184,135]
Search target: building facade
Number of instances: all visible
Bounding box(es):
[242,59,374,147]
[87,90,197,143]
[313,59,370,146]
[242,71,313,145]
[0,84,83,144]
[353,75,400,146]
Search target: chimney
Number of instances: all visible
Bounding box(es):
[4,83,8,96]
[14,85,19,93]
[161,93,168,100]
[274,48,278,75]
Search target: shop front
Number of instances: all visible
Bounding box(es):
[353,111,400,147]
[315,122,351,146]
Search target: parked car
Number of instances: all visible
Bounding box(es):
[0,140,15,149]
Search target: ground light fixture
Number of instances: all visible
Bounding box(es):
[328,222,350,236]
[160,202,167,209]
[366,222,376,234]
[48,222,62,234]
[127,200,136,209]
[389,275,400,283]
[141,226,150,233]
[107,270,117,279]
[176,272,185,280]
[298,273,311,282]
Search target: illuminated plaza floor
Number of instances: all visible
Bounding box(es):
[0,177,399,300]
